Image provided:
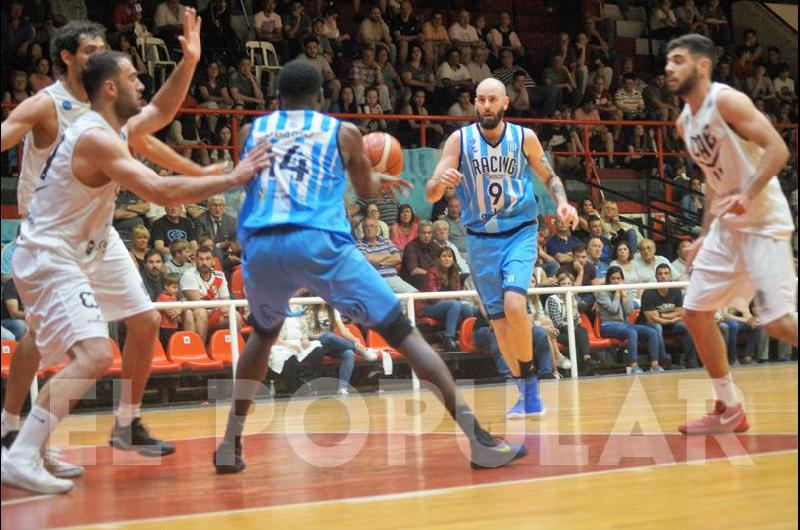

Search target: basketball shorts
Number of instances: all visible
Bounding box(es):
[241,227,402,333]
[12,232,153,368]
[466,222,538,319]
[684,222,797,325]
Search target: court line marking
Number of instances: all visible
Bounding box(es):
[0,493,55,507]
[45,448,798,530]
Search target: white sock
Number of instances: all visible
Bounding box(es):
[1,410,22,437]
[116,403,141,427]
[8,406,58,458]
[712,373,738,407]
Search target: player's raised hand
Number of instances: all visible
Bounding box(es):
[230,142,273,186]
[178,8,202,65]
[557,203,579,230]
[438,168,463,187]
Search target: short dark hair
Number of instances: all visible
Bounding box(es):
[163,273,180,286]
[277,60,322,108]
[82,50,128,101]
[196,245,215,257]
[622,72,636,82]
[303,34,319,47]
[144,248,163,262]
[666,34,717,66]
[53,21,106,75]
[572,242,587,254]
[656,263,672,275]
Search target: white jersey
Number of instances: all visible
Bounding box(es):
[18,111,121,264]
[18,80,90,216]
[679,82,794,239]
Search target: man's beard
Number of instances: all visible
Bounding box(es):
[199,265,212,275]
[672,68,699,97]
[114,91,142,122]
[478,107,504,130]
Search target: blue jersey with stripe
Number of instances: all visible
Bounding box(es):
[457,122,538,233]
[238,110,348,240]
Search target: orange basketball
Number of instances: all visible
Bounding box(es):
[362,132,403,176]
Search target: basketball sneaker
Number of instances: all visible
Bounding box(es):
[109,418,176,456]
[2,431,83,478]
[678,400,750,435]
[213,436,245,474]
[470,435,529,469]
[1,451,73,494]
[507,376,546,419]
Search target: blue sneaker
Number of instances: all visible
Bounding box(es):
[506,398,525,419]
[523,375,546,418]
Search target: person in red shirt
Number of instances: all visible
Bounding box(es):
[156,273,182,345]
[417,247,476,351]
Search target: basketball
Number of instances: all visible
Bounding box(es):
[362,132,403,176]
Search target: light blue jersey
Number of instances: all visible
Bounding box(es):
[457,122,538,234]
[238,110,348,240]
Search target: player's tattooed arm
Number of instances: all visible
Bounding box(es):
[525,128,579,229]
[540,154,568,202]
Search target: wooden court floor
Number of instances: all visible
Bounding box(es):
[1,363,797,530]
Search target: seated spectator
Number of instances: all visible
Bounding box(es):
[535,224,560,278]
[675,0,708,36]
[330,85,358,114]
[114,0,144,35]
[116,31,153,99]
[585,16,615,70]
[587,236,610,278]
[543,53,579,109]
[466,45,493,86]
[282,1,311,59]
[358,5,394,62]
[2,72,34,120]
[544,272,594,373]
[506,72,531,117]
[764,46,783,79]
[558,242,599,312]
[650,0,680,41]
[165,239,194,277]
[51,0,88,26]
[157,273,183,345]
[376,46,402,111]
[731,46,754,91]
[680,177,704,230]
[597,266,665,374]
[28,57,54,93]
[228,56,266,110]
[221,238,242,279]
[2,3,35,73]
[429,185,455,222]
[625,125,658,175]
[319,9,351,52]
[721,302,764,365]
[197,61,235,137]
[435,48,474,112]
[356,189,399,228]
[309,18,334,64]
[254,0,287,60]
[574,98,615,167]
[200,0,240,67]
[397,90,443,147]
[153,0,186,56]
[448,10,480,63]
[194,194,237,249]
[168,95,211,165]
[350,45,392,111]
[357,87,388,134]
[357,218,416,294]
[432,219,469,274]
[129,225,152,272]
[268,306,325,393]
[585,76,620,122]
[389,204,419,251]
[702,0,729,45]
[421,11,450,69]
[354,201,390,240]
[493,48,536,97]
[601,200,643,250]
[545,217,583,265]
[487,11,524,61]
[540,107,582,177]
[773,64,796,105]
[390,0,422,65]
[443,196,467,256]
[742,29,764,64]
[633,238,671,283]
[181,245,242,344]
[447,89,475,121]
[640,264,696,369]
[401,220,440,289]
[1,280,26,340]
[527,275,570,375]
[211,125,244,215]
[587,216,613,258]
[614,72,645,121]
[151,204,198,254]
[576,197,600,237]
[644,73,680,122]
[400,44,436,100]
[748,65,777,110]
[114,187,150,248]
[670,239,692,282]
[140,248,166,302]
[417,247,475,351]
[609,240,646,303]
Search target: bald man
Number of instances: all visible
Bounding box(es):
[426,78,579,419]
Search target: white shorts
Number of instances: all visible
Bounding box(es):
[12,234,153,368]
[684,222,797,325]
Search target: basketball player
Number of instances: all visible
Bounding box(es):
[0,14,220,473]
[665,34,797,434]
[0,51,272,494]
[426,78,579,418]
[213,61,527,474]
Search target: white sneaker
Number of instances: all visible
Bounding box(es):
[44,447,84,478]
[556,355,572,370]
[337,388,350,396]
[2,451,73,493]
[359,348,378,362]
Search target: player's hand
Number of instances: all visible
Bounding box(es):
[199,162,227,176]
[685,236,705,273]
[437,168,463,187]
[376,172,413,200]
[178,8,202,65]
[230,141,273,186]
[717,193,749,216]
[557,203,580,230]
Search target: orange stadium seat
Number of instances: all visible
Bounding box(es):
[209,329,245,367]
[230,266,244,299]
[104,338,124,376]
[367,329,403,360]
[1,339,17,378]
[580,313,619,350]
[150,338,181,374]
[167,331,224,371]
[458,317,477,353]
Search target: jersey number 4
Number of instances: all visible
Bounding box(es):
[268,144,307,182]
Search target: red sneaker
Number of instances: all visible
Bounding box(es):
[678,400,750,435]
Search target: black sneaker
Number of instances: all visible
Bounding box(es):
[109,418,176,457]
[214,436,245,474]
[1,430,18,450]
[470,436,528,470]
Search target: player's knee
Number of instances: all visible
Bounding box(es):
[503,294,528,323]
[74,339,114,374]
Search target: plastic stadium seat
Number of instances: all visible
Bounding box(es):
[1,339,17,378]
[209,329,245,367]
[458,317,477,353]
[167,331,224,371]
[104,338,124,376]
[416,317,442,332]
[367,330,403,360]
[343,323,366,346]
[230,266,244,299]
[150,338,181,374]
[580,314,618,350]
